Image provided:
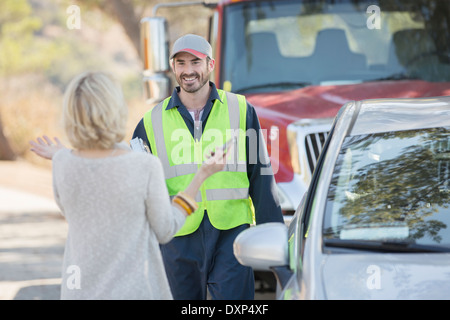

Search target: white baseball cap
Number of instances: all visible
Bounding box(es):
[170,34,212,60]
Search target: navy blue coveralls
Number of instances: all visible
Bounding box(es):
[132,82,283,300]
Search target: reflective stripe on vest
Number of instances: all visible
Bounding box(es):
[169,188,249,202]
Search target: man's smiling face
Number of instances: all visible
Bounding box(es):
[172,52,214,94]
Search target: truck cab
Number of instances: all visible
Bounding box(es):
[141,0,450,216]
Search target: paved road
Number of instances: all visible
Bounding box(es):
[0,159,66,300]
[0,186,67,300]
[0,160,275,300]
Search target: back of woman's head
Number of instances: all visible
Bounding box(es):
[63,71,128,150]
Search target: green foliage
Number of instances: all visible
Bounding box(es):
[0,0,45,75]
[0,0,143,93]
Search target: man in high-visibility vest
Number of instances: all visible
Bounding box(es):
[132,34,283,300]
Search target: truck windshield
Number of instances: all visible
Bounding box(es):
[222,0,450,93]
[323,127,450,249]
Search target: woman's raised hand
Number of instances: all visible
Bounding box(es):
[29,135,66,160]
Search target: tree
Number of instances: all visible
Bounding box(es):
[78,0,212,56]
[78,0,148,55]
[0,0,145,160]
[0,0,44,160]
[0,114,15,160]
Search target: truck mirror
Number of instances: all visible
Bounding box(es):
[140,17,171,102]
[142,74,170,104]
[141,17,169,73]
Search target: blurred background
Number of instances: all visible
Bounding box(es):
[0,0,211,167]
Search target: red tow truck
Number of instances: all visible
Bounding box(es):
[140,0,450,217]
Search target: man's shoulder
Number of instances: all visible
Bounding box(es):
[132,118,147,138]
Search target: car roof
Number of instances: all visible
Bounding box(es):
[347,95,450,136]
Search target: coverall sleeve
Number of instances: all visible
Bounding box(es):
[246,102,284,225]
[132,118,153,153]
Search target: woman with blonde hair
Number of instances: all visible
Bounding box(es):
[30,71,230,299]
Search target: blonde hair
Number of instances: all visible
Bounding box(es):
[62,71,128,150]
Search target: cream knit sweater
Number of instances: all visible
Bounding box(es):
[52,148,185,299]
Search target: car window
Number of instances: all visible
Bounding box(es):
[323,127,450,247]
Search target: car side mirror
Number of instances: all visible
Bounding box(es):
[233,223,288,271]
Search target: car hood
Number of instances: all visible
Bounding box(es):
[246,80,450,124]
[321,253,450,300]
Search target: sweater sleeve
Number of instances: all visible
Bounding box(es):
[144,155,186,244]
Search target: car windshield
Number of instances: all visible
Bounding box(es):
[222,0,450,93]
[323,127,450,248]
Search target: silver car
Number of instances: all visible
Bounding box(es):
[234,96,450,299]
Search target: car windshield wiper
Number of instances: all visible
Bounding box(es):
[235,81,311,94]
[323,238,450,253]
[365,72,420,82]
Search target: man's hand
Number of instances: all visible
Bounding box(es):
[29,135,66,160]
[201,142,234,177]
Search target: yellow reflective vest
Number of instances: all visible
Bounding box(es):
[143,89,254,236]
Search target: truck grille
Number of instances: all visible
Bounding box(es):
[305,132,329,173]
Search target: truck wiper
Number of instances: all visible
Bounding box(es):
[236,81,311,93]
[365,72,420,82]
[323,238,450,253]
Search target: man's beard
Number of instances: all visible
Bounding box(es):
[178,72,209,93]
